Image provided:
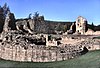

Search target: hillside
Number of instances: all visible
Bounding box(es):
[88,24,100,31]
[0,50,100,68]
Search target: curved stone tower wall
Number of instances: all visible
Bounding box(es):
[0,44,81,62]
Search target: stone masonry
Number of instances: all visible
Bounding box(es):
[76,16,88,34]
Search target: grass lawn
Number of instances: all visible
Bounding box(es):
[0,50,100,68]
[93,36,100,39]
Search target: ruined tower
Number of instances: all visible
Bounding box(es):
[3,11,16,32]
[76,16,87,34]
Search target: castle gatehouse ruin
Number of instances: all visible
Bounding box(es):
[0,4,100,62]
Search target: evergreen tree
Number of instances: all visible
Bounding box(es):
[3,3,10,17]
[91,22,94,31]
[0,5,1,8]
[28,13,32,19]
[3,3,7,9]
[7,6,10,12]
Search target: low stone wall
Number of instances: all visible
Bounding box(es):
[0,39,100,62]
[0,43,81,62]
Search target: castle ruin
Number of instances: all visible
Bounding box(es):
[0,4,100,62]
[76,16,88,34]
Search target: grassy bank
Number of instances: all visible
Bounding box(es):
[0,50,100,68]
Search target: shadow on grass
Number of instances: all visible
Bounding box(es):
[79,46,89,55]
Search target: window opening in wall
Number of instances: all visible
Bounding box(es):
[78,19,80,22]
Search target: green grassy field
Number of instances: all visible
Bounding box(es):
[93,36,100,39]
[0,50,100,68]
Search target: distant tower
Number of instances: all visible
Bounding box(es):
[76,16,87,34]
[3,11,10,32]
[46,35,49,47]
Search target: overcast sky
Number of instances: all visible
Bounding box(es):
[0,0,100,25]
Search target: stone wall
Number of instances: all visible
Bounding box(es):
[0,43,81,62]
[16,18,72,34]
[0,30,82,62]
[76,16,88,34]
[0,30,100,62]
[0,33,100,62]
